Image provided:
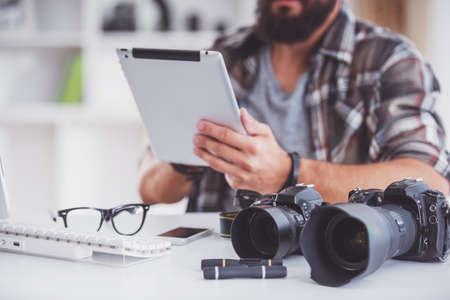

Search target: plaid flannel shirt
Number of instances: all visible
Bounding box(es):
[186,5,450,212]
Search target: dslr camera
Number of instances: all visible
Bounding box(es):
[301,178,450,287]
[231,184,323,259]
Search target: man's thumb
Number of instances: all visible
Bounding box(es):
[241,108,267,136]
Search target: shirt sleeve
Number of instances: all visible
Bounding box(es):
[367,43,450,181]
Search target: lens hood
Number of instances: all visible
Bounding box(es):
[301,203,397,286]
[231,206,298,259]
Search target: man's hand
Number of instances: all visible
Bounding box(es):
[193,108,291,194]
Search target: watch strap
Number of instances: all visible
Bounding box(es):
[282,152,301,190]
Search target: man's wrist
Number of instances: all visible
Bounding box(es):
[281,152,301,190]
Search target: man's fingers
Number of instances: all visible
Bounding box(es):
[224,173,251,190]
[240,108,270,136]
[193,147,243,178]
[197,120,250,151]
[193,135,251,170]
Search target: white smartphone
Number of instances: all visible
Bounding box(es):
[156,227,212,245]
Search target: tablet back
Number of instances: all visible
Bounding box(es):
[117,48,245,166]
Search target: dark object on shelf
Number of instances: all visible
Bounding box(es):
[152,0,171,31]
[215,21,227,34]
[231,184,324,259]
[301,178,450,287]
[0,0,19,8]
[0,0,23,29]
[102,2,136,32]
[186,13,200,32]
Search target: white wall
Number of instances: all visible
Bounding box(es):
[0,0,258,218]
[1,0,447,219]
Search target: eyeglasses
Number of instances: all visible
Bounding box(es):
[51,203,150,236]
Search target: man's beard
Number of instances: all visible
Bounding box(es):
[255,0,337,44]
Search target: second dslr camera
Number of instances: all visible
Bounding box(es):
[231,184,323,259]
[301,178,450,286]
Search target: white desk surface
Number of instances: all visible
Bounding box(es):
[1,212,449,300]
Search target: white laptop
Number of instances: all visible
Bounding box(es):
[0,158,10,220]
[0,158,170,265]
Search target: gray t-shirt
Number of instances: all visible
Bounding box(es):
[191,47,313,212]
[240,46,313,157]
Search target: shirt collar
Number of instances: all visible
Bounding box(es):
[317,3,356,65]
[217,4,357,93]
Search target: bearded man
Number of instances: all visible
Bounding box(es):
[139,0,450,211]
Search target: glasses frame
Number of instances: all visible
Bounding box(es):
[53,203,150,236]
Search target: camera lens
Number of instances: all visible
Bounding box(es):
[231,185,323,259]
[231,206,302,259]
[248,212,279,257]
[301,203,418,286]
[325,215,368,271]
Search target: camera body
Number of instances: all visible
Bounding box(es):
[258,184,323,226]
[231,184,323,259]
[351,178,450,262]
[302,178,450,287]
[348,188,384,206]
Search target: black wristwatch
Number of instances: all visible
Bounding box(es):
[281,152,301,190]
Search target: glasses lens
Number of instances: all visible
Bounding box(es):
[112,206,146,235]
[65,208,102,233]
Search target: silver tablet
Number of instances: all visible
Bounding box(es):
[117,48,246,166]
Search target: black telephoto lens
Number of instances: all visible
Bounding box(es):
[301,203,417,286]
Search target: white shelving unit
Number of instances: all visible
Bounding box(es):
[0,0,257,216]
[1,0,448,218]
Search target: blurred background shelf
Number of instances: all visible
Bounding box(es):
[99,31,218,49]
[0,0,449,216]
[0,32,82,48]
[0,103,84,124]
[0,103,141,125]
[0,0,257,216]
